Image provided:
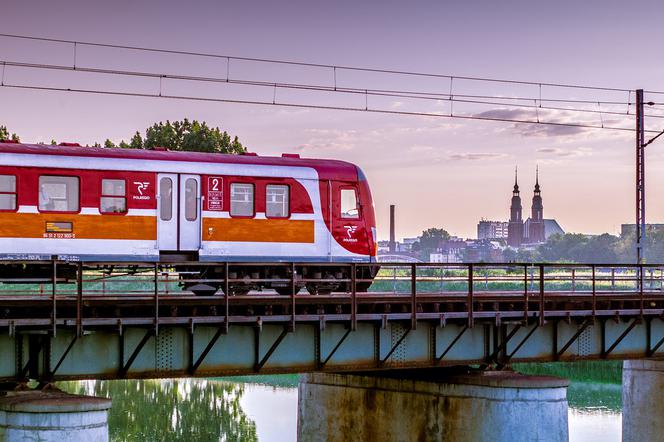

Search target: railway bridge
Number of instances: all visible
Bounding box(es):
[2,260,664,441]
[1,260,664,381]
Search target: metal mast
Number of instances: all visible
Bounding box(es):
[636,89,645,264]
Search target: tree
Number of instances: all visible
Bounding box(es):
[412,228,451,258]
[0,125,19,142]
[129,131,143,149]
[142,119,246,154]
[536,233,622,264]
[503,247,541,263]
[99,120,245,154]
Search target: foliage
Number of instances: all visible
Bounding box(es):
[514,361,623,411]
[502,247,540,262]
[58,379,257,442]
[532,229,664,264]
[2,119,245,154]
[0,125,19,141]
[105,119,246,154]
[537,233,621,263]
[411,227,451,259]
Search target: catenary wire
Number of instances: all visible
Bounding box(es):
[0,32,654,95]
[2,82,661,134]
[2,60,660,120]
[0,59,637,107]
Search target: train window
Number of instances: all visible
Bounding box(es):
[39,176,79,212]
[159,177,173,221]
[184,178,198,221]
[0,175,16,211]
[266,185,289,218]
[100,179,126,214]
[230,183,254,217]
[340,188,359,219]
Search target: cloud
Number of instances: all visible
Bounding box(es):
[536,147,592,157]
[447,152,508,161]
[475,108,532,120]
[474,108,593,138]
[293,128,361,151]
[408,145,435,152]
[514,123,587,137]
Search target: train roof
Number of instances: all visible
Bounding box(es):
[0,142,360,181]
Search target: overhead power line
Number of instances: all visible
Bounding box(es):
[1,32,663,134]
[3,59,662,122]
[0,32,657,95]
[2,82,662,134]
[0,59,643,108]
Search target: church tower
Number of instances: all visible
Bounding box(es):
[507,167,524,247]
[529,166,546,243]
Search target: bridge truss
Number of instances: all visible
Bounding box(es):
[1,260,664,382]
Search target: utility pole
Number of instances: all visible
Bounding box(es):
[389,205,396,253]
[636,89,646,264]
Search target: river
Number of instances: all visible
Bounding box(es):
[57,361,622,441]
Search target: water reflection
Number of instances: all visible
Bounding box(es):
[568,381,621,412]
[55,363,624,442]
[516,361,622,442]
[569,409,621,442]
[58,379,258,442]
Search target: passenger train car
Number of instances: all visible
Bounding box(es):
[0,141,377,294]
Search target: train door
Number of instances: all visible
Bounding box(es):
[179,174,201,250]
[157,173,178,250]
[157,173,202,252]
[332,182,369,255]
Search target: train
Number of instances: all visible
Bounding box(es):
[0,140,378,294]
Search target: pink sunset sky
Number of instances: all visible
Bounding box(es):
[2,0,664,240]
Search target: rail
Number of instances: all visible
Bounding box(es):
[1,260,663,334]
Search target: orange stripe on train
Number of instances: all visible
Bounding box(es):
[203,218,315,243]
[0,213,157,240]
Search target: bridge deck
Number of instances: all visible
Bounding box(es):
[1,260,663,381]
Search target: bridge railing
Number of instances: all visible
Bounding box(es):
[0,260,663,333]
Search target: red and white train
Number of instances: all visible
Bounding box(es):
[0,141,378,294]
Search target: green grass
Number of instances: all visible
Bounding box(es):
[514,360,623,411]
[513,360,623,384]
[218,374,299,388]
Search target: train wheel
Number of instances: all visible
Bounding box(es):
[356,282,373,292]
[275,287,302,296]
[230,285,251,296]
[187,283,219,296]
[306,283,335,296]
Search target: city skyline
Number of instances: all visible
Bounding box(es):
[390,166,565,243]
[2,0,664,240]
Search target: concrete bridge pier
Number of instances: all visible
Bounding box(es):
[298,370,569,442]
[623,360,664,442]
[0,387,111,442]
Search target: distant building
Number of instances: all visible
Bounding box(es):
[464,240,503,262]
[506,167,563,247]
[400,237,419,252]
[477,220,509,240]
[507,168,524,247]
[429,253,445,263]
[377,237,420,254]
[431,238,466,263]
[527,167,545,243]
[524,218,565,241]
[377,240,391,254]
[620,224,664,237]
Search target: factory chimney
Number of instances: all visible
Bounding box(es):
[389,205,396,253]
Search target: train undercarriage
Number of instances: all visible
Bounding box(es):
[178,264,379,296]
[0,262,379,296]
